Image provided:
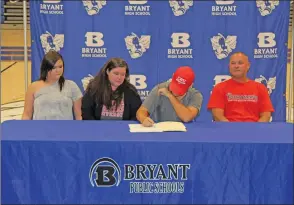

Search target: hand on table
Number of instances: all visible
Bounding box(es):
[142,117,154,127]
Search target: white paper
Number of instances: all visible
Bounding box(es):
[129,122,186,133]
[129,124,163,132]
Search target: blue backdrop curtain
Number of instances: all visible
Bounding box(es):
[30,0,291,122]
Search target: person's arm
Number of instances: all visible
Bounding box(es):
[136,85,159,126]
[258,84,274,122]
[207,85,229,122]
[22,84,35,120]
[211,108,229,122]
[70,81,83,120]
[258,112,271,122]
[73,98,82,120]
[136,105,154,126]
[163,89,202,122]
[81,91,96,120]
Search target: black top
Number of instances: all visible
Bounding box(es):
[81,87,142,120]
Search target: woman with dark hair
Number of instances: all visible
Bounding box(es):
[82,57,142,120]
[22,50,82,120]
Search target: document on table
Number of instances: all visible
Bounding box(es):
[129,121,187,133]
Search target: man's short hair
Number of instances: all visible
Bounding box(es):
[229,51,249,62]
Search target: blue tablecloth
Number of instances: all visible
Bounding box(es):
[1,120,293,204]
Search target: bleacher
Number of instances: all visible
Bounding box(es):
[0,46,31,61]
[1,0,31,61]
[1,0,29,26]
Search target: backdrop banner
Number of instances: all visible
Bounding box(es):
[30,0,291,122]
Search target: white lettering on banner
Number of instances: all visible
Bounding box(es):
[82,32,107,58]
[40,1,64,15]
[85,32,104,47]
[125,0,151,16]
[254,32,278,59]
[40,4,63,10]
[215,0,234,5]
[171,33,190,48]
[137,90,150,99]
[212,6,236,12]
[82,48,107,53]
[168,49,192,55]
[257,33,276,47]
[211,0,237,16]
[130,75,149,100]
[130,75,147,90]
[168,33,193,59]
[125,6,150,11]
[43,0,61,3]
[125,11,150,16]
[254,48,278,54]
[129,0,148,4]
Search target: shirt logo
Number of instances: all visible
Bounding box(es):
[227,93,258,102]
[176,76,187,85]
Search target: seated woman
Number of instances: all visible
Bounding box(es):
[82,57,142,120]
[22,50,83,120]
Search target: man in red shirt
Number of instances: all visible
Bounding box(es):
[207,52,274,122]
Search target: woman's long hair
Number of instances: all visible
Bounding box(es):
[39,50,65,91]
[87,57,138,110]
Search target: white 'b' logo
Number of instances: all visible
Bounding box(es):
[215,0,234,5]
[257,32,276,48]
[214,75,231,86]
[128,0,147,4]
[130,75,147,89]
[171,33,190,48]
[43,0,61,3]
[85,32,104,47]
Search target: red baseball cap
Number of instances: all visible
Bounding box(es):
[169,66,195,96]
